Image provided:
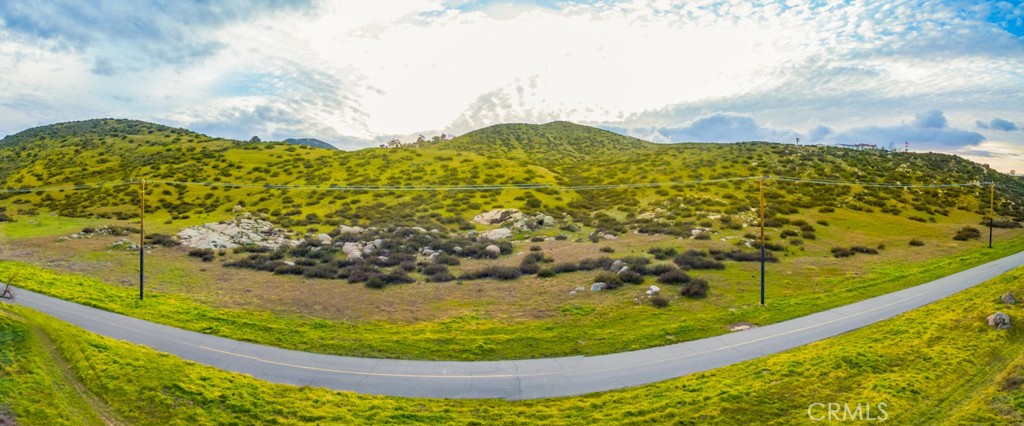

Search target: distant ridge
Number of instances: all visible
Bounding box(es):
[282,138,337,150]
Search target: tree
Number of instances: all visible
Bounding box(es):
[249,136,261,143]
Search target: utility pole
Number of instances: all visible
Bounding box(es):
[139,179,146,300]
[759,175,766,305]
[989,182,995,249]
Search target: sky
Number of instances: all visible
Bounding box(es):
[1,0,1023,171]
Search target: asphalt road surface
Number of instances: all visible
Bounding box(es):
[7,250,1024,400]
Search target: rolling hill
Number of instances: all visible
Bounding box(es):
[2,118,1021,232]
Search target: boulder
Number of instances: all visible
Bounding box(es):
[609,260,625,272]
[1002,292,1017,305]
[590,282,607,291]
[484,244,502,256]
[542,215,556,227]
[316,234,333,245]
[617,266,630,275]
[648,285,660,295]
[480,228,513,240]
[338,225,364,235]
[573,286,586,292]
[472,209,522,225]
[988,312,1012,329]
[341,242,364,259]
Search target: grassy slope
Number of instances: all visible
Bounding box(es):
[4,264,1024,424]
[0,311,108,426]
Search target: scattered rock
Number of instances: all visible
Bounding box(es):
[988,312,1012,329]
[316,233,333,245]
[473,209,523,225]
[573,286,586,293]
[480,228,513,240]
[484,244,502,256]
[617,266,630,275]
[1002,292,1017,305]
[609,260,625,272]
[591,282,607,291]
[729,322,757,332]
[647,285,660,295]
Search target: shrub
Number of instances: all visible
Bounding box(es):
[694,233,711,240]
[680,278,709,298]
[780,229,799,238]
[816,220,830,226]
[850,245,879,255]
[673,250,725,270]
[187,248,215,262]
[831,247,855,258]
[725,250,778,262]
[909,239,925,246]
[537,268,556,278]
[273,263,305,275]
[578,257,614,271]
[145,233,180,247]
[801,231,817,240]
[789,238,804,246]
[600,246,616,253]
[818,206,835,213]
[650,295,670,308]
[427,272,455,282]
[619,270,644,284]
[990,220,1022,229]
[657,269,692,285]
[523,252,545,263]
[953,226,981,241]
[552,262,579,273]
[421,264,450,276]
[462,266,522,281]
[594,272,623,290]
[648,247,679,260]
[644,264,678,277]
[433,254,461,266]
[530,245,543,251]
[303,264,338,279]
[519,260,541,275]
[531,236,546,242]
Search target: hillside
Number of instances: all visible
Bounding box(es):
[2,118,1022,232]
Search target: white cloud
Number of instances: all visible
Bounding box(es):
[0,0,1022,160]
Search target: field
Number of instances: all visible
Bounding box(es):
[4,263,1024,424]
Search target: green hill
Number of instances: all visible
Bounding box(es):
[2,118,1021,232]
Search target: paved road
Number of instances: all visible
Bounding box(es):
[6,250,1024,400]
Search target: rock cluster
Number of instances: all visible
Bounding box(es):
[471,209,558,240]
[177,217,296,250]
[988,312,1012,330]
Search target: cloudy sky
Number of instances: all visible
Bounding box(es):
[1,1,1022,170]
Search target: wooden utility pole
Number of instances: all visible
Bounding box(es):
[989,182,995,249]
[759,175,766,305]
[140,179,146,300]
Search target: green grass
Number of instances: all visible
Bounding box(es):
[5,261,1024,424]
[0,311,107,426]
[5,232,1024,361]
